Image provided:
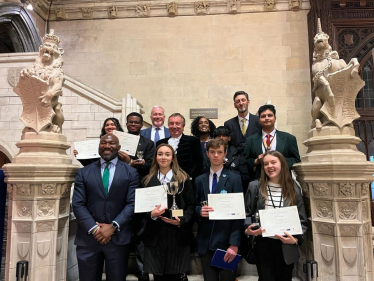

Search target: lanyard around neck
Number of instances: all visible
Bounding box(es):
[267,184,282,208]
[263,131,276,151]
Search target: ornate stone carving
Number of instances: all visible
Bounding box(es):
[135,5,150,17]
[37,240,50,257]
[321,244,334,262]
[195,1,209,14]
[338,183,355,197]
[14,222,32,233]
[363,223,369,235]
[56,7,66,20]
[316,201,333,219]
[302,183,309,196]
[361,183,369,196]
[61,183,70,197]
[108,6,118,18]
[362,201,368,219]
[264,0,276,11]
[167,2,178,16]
[289,0,301,10]
[41,183,57,195]
[339,202,357,220]
[7,67,24,87]
[311,19,364,129]
[16,184,32,196]
[37,221,54,232]
[227,0,241,13]
[342,247,357,264]
[17,242,30,259]
[313,183,330,196]
[17,202,32,217]
[37,201,55,217]
[58,217,68,229]
[340,225,359,236]
[315,222,334,235]
[59,199,69,214]
[81,7,93,19]
[14,30,65,133]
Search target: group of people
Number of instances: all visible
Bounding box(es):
[72,90,308,281]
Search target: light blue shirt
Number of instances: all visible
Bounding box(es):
[100,157,118,192]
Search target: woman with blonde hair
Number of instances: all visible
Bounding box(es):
[244,150,308,281]
[142,144,195,281]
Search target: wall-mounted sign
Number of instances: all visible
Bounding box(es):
[190,108,218,119]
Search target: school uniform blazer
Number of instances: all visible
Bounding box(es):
[224,114,261,150]
[131,135,154,178]
[195,168,244,256]
[244,130,301,180]
[244,180,308,265]
[140,126,170,141]
[73,159,139,247]
[156,134,204,180]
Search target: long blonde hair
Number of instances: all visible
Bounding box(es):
[259,150,296,206]
[143,144,188,186]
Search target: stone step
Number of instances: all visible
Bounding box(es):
[103,274,301,280]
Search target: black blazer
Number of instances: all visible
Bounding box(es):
[224,114,261,150]
[244,180,308,265]
[225,145,250,193]
[195,168,244,255]
[72,159,139,247]
[131,135,154,178]
[244,130,301,180]
[156,134,204,181]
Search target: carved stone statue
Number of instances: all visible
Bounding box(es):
[14,29,65,133]
[311,19,364,129]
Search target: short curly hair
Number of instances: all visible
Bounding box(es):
[190,116,216,138]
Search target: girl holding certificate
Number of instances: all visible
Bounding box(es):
[244,150,307,281]
[142,144,195,281]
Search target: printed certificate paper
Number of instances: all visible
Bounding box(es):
[208,193,246,220]
[74,139,100,160]
[259,206,303,238]
[113,130,140,157]
[135,185,168,213]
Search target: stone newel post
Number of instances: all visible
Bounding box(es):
[3,30,79,281]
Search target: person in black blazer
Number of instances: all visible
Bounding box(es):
[156,113,204,182]
[72,134,138,281]
[142,144,195,281]
[224,91,261,150]
[244,150,307,281]
[244,104,300,180]
[140,105,170,146]
[195,139,244,281]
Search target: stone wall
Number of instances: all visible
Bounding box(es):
[50,10,312,153]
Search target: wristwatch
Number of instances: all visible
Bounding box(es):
[112,222,118,230]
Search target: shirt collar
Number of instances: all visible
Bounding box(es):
[170,133,183,141]
[210,167,223,178]
[152,125,164,130]
[262,129,276,138]
[238,112,250,122]
[100,157,118,166]
[158,169,173,182]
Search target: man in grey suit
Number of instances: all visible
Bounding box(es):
[73,134,139,281]
[140,105,170,146]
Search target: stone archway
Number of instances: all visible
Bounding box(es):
[0,3,42,53]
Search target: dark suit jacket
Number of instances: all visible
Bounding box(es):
[244,180,308,265]
[244,130,301,180]
[130,135,154,178]
[73,159,139,247]
[225,145,250,193]
[140,126,170,142]
[224,114,261,150]
[156,134,204,181]
[195,168,244,255]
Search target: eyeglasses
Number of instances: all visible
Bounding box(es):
[127,121,141,125]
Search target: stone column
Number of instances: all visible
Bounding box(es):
[294,126,374,280]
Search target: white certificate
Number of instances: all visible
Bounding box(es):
[74,139,100,160]
[259,206,303,238]
[208,193,246,220]
[135,185,168,213]
[113,130,140,157]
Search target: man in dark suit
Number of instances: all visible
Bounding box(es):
[73,133,138,281]
[224,91,261,150]
[156,113,203,182]
[140,105,170,147]
[195,139,243,281]
[244,104,301,180]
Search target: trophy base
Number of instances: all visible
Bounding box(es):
[172,209,184,217]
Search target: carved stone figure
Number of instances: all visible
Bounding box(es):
[311,19,365,129]
[81,7,93,19]
[227,0,241,13]
[14,30,65,133]
[135,5,150,17]
[108,5,118,18]
[56,7,66,20]
[167,2,178,16]
[289,0,301,10]
[195,1,209,14]
[264,0,276,11]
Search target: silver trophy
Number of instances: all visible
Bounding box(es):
[164,181,184,217]
[137,150,144,161]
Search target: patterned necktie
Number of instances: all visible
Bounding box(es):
[212,173,217,194]
[241,118,247,136]
[102,162,111,195]
[154,128,160,147]
[266,134,271,147]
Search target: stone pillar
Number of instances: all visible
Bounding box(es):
[294,126,374,280]
[3,132,78,281]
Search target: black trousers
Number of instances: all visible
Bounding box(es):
[76,242,130,281]
[200,250,237,281]
[255,236,294,281]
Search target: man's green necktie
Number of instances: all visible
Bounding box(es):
[102,162,111,195]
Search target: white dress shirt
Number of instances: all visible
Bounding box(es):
[208,167,223,193]
[261,129,277,154]
[238,113,250,132]
[151,126,165,141]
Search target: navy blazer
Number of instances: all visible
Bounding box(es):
[195,168,244,255]
[224,114,261,150]
[73,159,139,247]
[140,126,170,141]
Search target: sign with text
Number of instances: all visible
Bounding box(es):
[190,108,218,119]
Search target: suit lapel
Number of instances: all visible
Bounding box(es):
[233,117,243,142]
[164,127,170,138]
[202,174,210,199]
[245,115,255,138]
[107,160,124,197]
[94,161,106,198]
[216,169,229,194]
[255,133,263,156]
[275,130,285,154]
